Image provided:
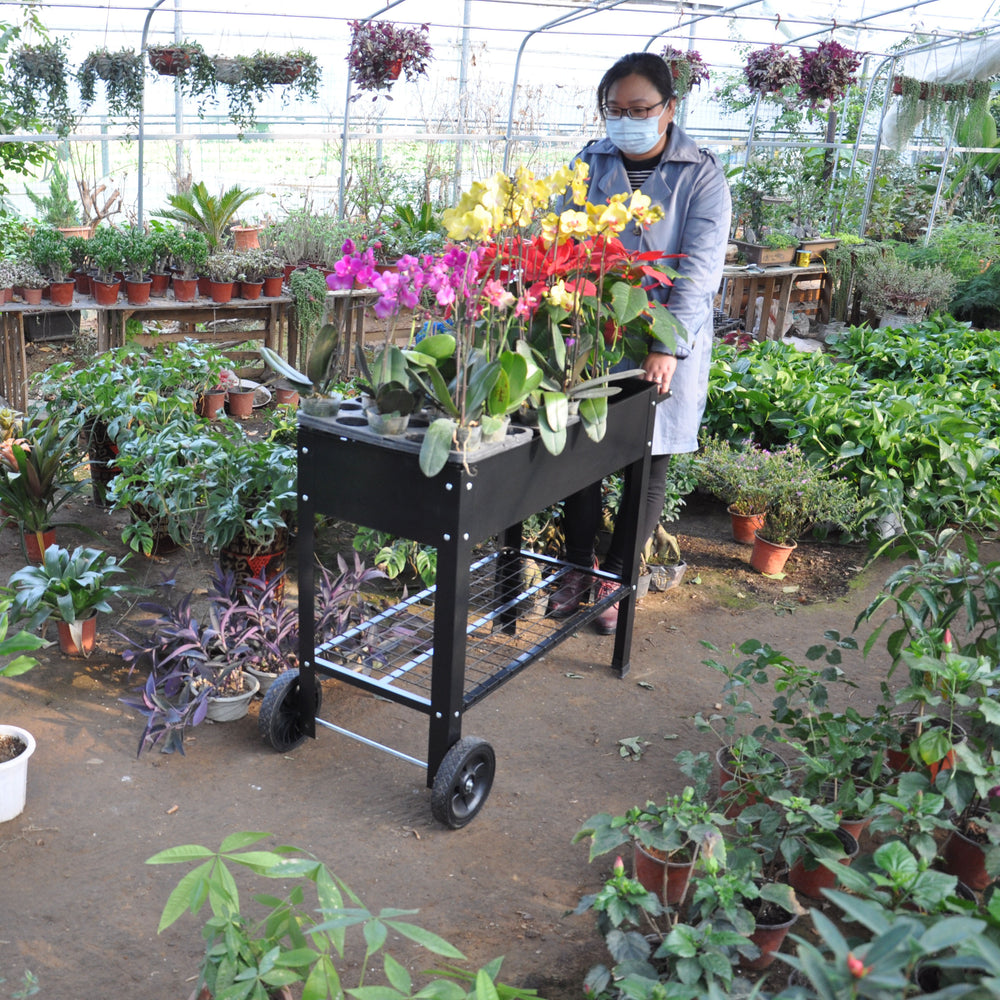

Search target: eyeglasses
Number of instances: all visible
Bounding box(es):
[602,101,666,120]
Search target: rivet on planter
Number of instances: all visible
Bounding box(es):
[302,446,309,454]
[443,533,451,541]
[445,483,453,491]
[302,494,309,502]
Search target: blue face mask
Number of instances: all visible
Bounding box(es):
[606,116,666,157]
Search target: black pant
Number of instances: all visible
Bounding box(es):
[561,454,672,574]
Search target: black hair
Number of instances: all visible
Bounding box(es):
[596,52,676,118]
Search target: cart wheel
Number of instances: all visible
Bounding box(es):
[258,669,322,752]
[431,737,495,829]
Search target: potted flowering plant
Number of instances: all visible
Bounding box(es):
[347,19,432,97]
[330,162,685,467]
[660,45,710,98]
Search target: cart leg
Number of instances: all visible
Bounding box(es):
[426,530,473,785]
[611,424,654,679]
[296,448,318,739]
[495,522,523,635]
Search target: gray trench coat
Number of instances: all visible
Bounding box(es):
[572,126,731,454]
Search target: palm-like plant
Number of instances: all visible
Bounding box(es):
[153,182,262,250]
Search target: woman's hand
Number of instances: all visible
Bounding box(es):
[641,353,677,395]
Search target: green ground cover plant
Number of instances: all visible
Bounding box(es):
[704,319,1000,534]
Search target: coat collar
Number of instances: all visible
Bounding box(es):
[579,125,703,205]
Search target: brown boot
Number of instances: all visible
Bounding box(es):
[547,559,597,617]
[593,578,620,635]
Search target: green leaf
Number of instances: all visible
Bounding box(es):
[383,953,412,993]
[382,919,465,958]
[420,419,457,477]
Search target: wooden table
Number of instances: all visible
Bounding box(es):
[718,263,832,339]
[0,292,296,411]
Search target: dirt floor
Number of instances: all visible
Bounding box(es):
[1,338,986,999]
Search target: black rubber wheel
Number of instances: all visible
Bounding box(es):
[430,736,495,828]
[258,669,322,752]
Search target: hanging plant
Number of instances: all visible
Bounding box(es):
[9,39,75,135]
[660,45,710,99]
[347,20,432,99]
[797,40,860,106]
[78,48,145,120]
[146,39,217,114]
[891,74,992,148]
[215,49,321,133]
[744,44,801,95]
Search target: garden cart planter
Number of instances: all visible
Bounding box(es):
[259,380,658,828]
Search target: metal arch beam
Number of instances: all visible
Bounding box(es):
[641,0,773,52]
[337,1,413,219]
[502,0,634,174]
[137,0,171,228]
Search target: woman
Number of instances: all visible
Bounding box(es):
[547,51,732,634]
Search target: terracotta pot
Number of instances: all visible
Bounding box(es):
[728,506,766,545]
[197,275,212,297]
[788,828,858,900]
[262,275,284,297]
[231,226,261,251]
[386,58,403,81]
[197,390,226,420]
[92,279,121,305]
[148,46,192,76]
[125,278,152,305]
[274,386,300,408]
[209,280,234,304]
[49,280,75,306]
[23,527,56,565]
[172,276,198,302]
[149,272,170,297]
[225,387,255,418]
[71,270,90,296]
[21,287,43,305]
[57,225,92,240]
[837,814,873,843]
[634,841,696,906]
[941,823,992,891]
[750,532,796,574]
[744,904,797,971]
[57,614,98,658]
[0,287,12,304]
[240,280,263,300]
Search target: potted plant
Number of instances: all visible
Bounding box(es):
[27,225,73,304]
[574,785,726,906]
[168,229,210,300]
[6,544,129,658]
[216,48,321,132]
[0,597,47,824]
[120,225,154,303]
[659,44,710,98]
[748,442,863,574]
[9,38,75,134]
[146,39,217,112]
[695,436,775,543]
[260,325,343,415]
[0,409,85,564]
[200,425,297,575]
[744,44,801,95]
[638,523,686,594]
[13,262,48,304]
[204,250,241,303]
[78,47,144,119]
[354,341,423,435]
[347,19,433,97]
[796,39,860,106]
[89,225,128,303]
[153,181,262,251]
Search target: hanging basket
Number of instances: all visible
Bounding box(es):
[148,46,192,76]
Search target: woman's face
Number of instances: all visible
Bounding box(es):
[605,72,677,157]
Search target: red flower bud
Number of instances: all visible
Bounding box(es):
[847,953,871,978]
[612,855,625,876]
